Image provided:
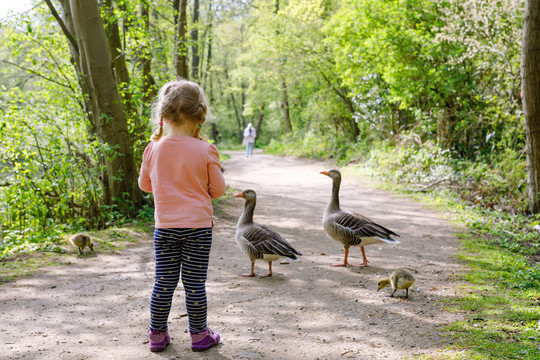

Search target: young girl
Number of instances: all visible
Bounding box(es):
[138,80,226,352]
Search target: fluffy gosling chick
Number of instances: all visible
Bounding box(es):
[378,268,415,298]
[69,233,94,255]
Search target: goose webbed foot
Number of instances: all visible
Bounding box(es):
[357,246,370,267]
[259,262,273,277]
[332,248,351,267]
[241,262,256,277]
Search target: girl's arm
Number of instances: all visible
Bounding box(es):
[208,144,226,199]
[138,143,153,193]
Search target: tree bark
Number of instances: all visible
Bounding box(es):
[139,0,156,105]
[230,93,243,139]
[175,0,188,79]
[522,0,540,213]
[191,0,200,81]
[254,105,265,145]
[201,0,213,93]
[68,0,141,210]
[280,72,293,132]
[101,0,131,91]
[274,0,292,133]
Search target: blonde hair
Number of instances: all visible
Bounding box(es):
[150,79,210,141]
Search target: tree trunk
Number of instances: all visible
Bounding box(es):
[280,73,293,132]
[175,0,188,79]
[274,0,292,133]
[139,0,156,105]
[522,0,540,213]
[56,0,111,207]
[210,123,219,144]
[254,105,265,145]
[201,0,213,93]
[101,0,131,91]
[230,93,243,139]
[68,0,141,210]
[191,0,200,81]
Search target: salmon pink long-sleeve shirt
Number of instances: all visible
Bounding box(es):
[138,136,227,228]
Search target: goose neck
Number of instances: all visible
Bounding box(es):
[239,199,256,225]
[329,177,341,210]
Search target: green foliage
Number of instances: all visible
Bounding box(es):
[0,0,531,264]
[0,5,156,257]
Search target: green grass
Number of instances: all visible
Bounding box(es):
[339,165,540,359]
[0,224,153,285]
[438,233,540,359]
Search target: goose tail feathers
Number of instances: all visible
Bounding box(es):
[378,236,400,245]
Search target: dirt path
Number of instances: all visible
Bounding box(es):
[0,151,465,359]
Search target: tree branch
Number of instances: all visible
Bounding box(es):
[0,59,71,88]
[44,0,79,54]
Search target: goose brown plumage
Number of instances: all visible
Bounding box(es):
[321,169,400,267]
[234,189,302,277]
[69,233,94,255]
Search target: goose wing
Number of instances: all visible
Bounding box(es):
[241,224,301,260]
[330,210,399,244]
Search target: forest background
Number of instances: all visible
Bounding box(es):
[0,0,539,357]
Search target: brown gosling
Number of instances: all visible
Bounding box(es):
[378,268,415,298]
[69,233,94,255]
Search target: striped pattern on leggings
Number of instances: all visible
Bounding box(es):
[149,227,212,333]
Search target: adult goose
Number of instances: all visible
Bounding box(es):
[234,189,302,277]
[320,169,400,267]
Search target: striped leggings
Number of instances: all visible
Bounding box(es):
[149,228,212,333]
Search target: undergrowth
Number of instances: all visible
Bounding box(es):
[269,132,540,359]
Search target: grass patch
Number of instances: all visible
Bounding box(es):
[340,164,540,359]
[439,233,540,359]
[0,223,153,285]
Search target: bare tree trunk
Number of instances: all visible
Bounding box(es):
[210,123,219,144]
[254,104,265,145]
[274,0,292,133]
[175,0,188,79]
[139,0,156,105]
[55,0,111,208]
[101,0,130,90]
[68,0,141,209]
[230,93,243,139]
[280,72,292,132]
[201,0,213,92]
[191,0,200,81]
[522,0,540,213]
[241,82,246,129]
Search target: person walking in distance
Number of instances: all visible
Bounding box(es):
[242,123,257,157]
[138,80,226,352]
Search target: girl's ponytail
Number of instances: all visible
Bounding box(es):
[151,119,164,142]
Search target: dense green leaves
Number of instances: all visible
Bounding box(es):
[0,0,530,255]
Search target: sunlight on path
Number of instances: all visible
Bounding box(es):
[0,152,464,360]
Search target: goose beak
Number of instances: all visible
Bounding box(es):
[234,192,244,198]
[320,170,329,176]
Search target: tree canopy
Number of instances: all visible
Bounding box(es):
[0,0,532,256]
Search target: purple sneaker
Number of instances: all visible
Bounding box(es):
[148,329,170,352]
[190,327,220,352]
